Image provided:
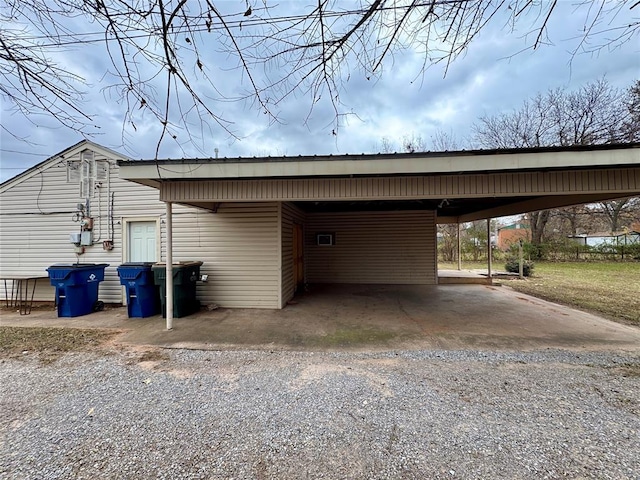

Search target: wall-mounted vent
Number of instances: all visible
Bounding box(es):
[316,233,335,246]
[66,149,109,198]
[67,160,81,183]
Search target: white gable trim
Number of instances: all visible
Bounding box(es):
[0,140,130,194]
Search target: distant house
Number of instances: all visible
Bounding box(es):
[497,222,530,250]
[568,230,640,247]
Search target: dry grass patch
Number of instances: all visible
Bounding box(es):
[505,262,640,326]
[0,326,119,362]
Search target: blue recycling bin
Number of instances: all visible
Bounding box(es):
[117,263,160,318]
[46,263,109,317]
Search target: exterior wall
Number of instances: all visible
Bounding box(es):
[0,146,281,308]
[0,146,167,304]
[168,202,281,309]
[280,202,306,308]
[305,211,437,284]
[498,229,530,250]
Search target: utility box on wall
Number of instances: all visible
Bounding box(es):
[80,231,93,246]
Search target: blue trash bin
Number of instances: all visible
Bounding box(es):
[117,263,160,318]
[46,264,109,317]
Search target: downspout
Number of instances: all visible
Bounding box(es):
[165,201,174,330]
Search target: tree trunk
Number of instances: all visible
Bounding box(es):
[528,210,550,245]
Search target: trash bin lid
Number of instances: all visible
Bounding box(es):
[119,262,156,267]
[152,261,203,268]
[153,260,204,270]
[47,263,109,269]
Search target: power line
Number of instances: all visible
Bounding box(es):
[0,148,48,156]
[3,1,471,49]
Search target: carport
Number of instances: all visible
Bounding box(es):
[118,143,640,329]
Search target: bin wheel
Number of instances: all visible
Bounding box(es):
[93,301,105,312]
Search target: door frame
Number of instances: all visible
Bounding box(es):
[122,216,161,263]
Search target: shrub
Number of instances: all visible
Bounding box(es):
[523,241,552,260]
[505,257,534,277]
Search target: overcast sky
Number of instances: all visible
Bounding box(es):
[1,1,638,183]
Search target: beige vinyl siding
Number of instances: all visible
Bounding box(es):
[161,167,640,203]
[1,145,281,308]
[305,211,437,284]
[0,146,166,304]
[166,202,280,309]
[280,202,306,308]
[81,169,170,303]
[0,154,90,302]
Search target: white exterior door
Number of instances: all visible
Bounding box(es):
[128,221,157,262]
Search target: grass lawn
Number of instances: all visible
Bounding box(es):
[440,261,640,326]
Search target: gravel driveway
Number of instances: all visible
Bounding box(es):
[1,347,639,479]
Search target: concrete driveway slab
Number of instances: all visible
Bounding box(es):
[1,284,639,353]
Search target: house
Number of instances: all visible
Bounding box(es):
[2,142,639,313]
[0,141,195,306]
[0,140,306,309]
[568,230,640,247]
[497,222,531,250]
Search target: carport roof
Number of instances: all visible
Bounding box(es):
[118,143,640,185]
[117,143,640,221]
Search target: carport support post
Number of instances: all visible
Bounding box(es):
[519,240,524,279]
[486,218,492,282]
[165,201,174,331]
[457,223,462,271]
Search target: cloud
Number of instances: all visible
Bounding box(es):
[1,1,638,182]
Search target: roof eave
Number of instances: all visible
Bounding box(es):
[117,145,640,182]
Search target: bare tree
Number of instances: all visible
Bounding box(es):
[376,129,460,153]
[430,129,459,151]
[599,198,639,232]
[401,133,427,153]
[621,80,640,142]
[2,1,639,154]
[473,80,629,148]
[438,224,459,262]
[376,137,395,153]
[374,133,426,153]
[551,206,583,238]
[472,78,637,247]
[545,204,606,239]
